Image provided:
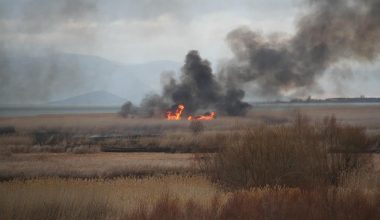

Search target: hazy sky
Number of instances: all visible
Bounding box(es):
[0,0,299,63]
[1,0,380,103]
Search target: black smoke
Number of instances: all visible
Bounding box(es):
[163,51,221,113]
[220,0,380,98]
[122,0,380,117]
[125,50,251,117]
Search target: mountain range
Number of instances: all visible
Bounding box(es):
[0,52,181,105]
[48,90,126,106]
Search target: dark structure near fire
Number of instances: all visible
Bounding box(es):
[121,0,380,117]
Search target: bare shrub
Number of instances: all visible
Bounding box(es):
[119,101,138,118]
[320,115,369,152]
[203,114,372,189]
[319,115,372,184]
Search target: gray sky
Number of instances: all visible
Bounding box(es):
[1,0,379,103]
[0,0,298,63]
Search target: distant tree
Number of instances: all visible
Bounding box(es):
[119,101,137,118]
[307,96,312,102]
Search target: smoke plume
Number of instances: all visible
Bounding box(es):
[163,51,221,113]
[130,50,251,117]
[220,0,380,97]
[125,0,380,117]
[128,50,250,116]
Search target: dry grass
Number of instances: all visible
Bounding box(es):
[1,105,380,135]
[0,176,218,220]
[374,154,380,170]
[0,113,253,154]
[127,187,380,220]
[0,134,33,146]
[0,113,257,134]
[0,129,234,154]
[1,106,380,219]
[1,105,380,155]
[0,153,197,180]
[1,176,379,220]
[249,104,380,133]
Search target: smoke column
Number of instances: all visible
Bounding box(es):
[220,0,380,97]
[136,50,251,117]
[124,0,380,117]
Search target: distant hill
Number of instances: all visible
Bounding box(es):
[0,52,181,105]
[48,91,126,106]
[288,97,380,104]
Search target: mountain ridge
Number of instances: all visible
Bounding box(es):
[47,90,127,106]
[0,52,181,105]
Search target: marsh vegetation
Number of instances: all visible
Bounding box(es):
[1,105,380,219]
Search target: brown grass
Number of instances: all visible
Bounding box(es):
[1,106,380,219]
[127,187,380,220]
[0,153,197,180]
[0,113,258,134]
[249,104,380,134]
[0,114,252,154]
[1,105,380,155]
[0,176,218,220]
[1,176,378,220]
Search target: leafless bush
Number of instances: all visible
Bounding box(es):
[119,101,138,118]
[203,114,372,189]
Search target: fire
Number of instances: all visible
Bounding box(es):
[187,112,216,121]
[166,104,185,120]
[166,104,216,121]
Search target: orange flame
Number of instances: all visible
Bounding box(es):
[187,112,216,121]
[166,104,185,120]
[166,104,216,121]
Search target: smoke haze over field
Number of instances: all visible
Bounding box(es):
[0,0,99,104]
[1,0,380,107]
